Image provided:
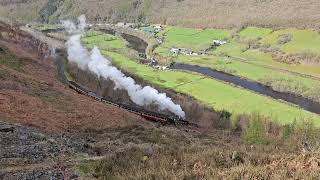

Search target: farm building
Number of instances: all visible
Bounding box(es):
[213,40,227,46]
[170,48,180,54]
[170,48,193,55]
[153,24,162,30]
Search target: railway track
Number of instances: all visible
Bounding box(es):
[68,81,192,126]
[40,28,194,127]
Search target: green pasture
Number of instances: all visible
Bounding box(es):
[238,27,320,55]
[159,26,230,51]
[151,26,320,101]
[175,54,320,100]
[175,78,319,125]
[260,28,320,54]
[82,31,128,50]
[153,46,172,57]
[214,40,320,78]
[101,50,202,89]
[103,51,320,125]
[82,31,320,125]
[238,27,273,40]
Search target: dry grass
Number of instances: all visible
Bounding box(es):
[0,0,48,23]
[88,116,320,179]
[2,0,320,29]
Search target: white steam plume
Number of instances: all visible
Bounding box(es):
[61,15,86,34]
[63,15,186,118]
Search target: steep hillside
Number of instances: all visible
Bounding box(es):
[1,0,320,29]
[0,22,145,132]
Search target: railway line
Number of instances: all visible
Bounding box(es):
[68,80,191,126]
[38,27,193,127]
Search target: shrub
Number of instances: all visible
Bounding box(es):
[216,110,232,129]
[282,119,297,139]
[242,113,269,145]
[259,43,272,53]
[305,85,320,102]
[296,51,320,64]
[277,34,292,45]
[301,120,320,151]
[279,118,320,151]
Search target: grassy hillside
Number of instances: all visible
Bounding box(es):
[2,0,320,29]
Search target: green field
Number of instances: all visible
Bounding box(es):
[238,27,273,40]
[175,54,320,102]
[102,51,320,125]
[238,27,320,55]
[82,32,320,125]
[155,26,320,78]
[216,42,320,78]
[261,28,320,54]
[158,26,230,52]
[153,26,320,102]
[82,31,128,50]
[175,54,318,86]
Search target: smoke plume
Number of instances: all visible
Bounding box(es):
[63,15,186,118]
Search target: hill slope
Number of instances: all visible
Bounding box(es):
[1,0,320,29]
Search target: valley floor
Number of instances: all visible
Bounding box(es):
[81,27,320,126]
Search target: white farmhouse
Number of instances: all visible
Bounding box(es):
[153,24,162,30]
[170,48,180,54]
[213,40,227,46]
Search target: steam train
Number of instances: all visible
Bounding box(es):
[68,81,189,125]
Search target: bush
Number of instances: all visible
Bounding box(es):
[282,120,297,139]
[301,120,320,151]
[305,85,320,103]
[279,118,320,151]
[277,34,292,45]
[216,110,232,129]
[242,113,269,145]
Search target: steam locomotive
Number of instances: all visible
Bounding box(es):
[68,81,188,125]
